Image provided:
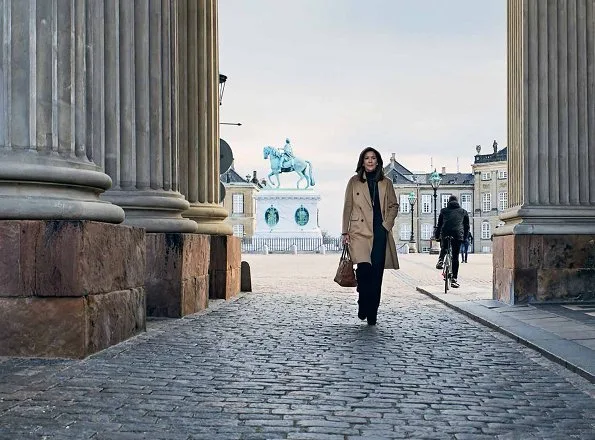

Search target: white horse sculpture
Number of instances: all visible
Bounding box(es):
[263,146,315,189]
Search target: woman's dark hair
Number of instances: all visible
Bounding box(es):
[356,146,385,182]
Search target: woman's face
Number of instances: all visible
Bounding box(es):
[363,151,378,172]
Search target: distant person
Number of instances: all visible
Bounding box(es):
[435,195,470,288]
[460,233,473,263]
[341,147,399,325]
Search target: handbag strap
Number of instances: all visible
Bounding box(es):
[341,244,351,260]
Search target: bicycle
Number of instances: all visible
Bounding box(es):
[441,236,454,293]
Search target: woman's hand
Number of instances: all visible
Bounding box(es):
[342,233,350,245]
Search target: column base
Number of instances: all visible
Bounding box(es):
[493,233,595,304]
[102,189,198,233]
[429,239,441,254]
[145,233,210,317]
[0,154,124,223]
[209,235,241,300]
[0,220,146,358]
[408,242,418,253]
[184,203,233,235]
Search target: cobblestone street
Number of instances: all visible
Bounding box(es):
[0,254,594,439]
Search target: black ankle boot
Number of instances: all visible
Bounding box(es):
[357,300,366,320]
[367,311,377,325]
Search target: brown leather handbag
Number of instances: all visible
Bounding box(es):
[333,245,357,287]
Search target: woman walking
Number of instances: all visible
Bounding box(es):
[341,147,399,325]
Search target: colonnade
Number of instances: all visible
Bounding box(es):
[0,0,230,235]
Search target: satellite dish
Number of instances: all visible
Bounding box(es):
[219,181,226,203]
[220,139,233,174]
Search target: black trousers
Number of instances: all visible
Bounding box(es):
[355,228,387,319]
[439,238,462,278]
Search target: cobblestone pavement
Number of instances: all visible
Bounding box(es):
[0,254,594,440]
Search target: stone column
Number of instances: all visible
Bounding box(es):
[101,0,197,233]
[99,0,209,318]
[175,0,232,235]
[0,0,146,358]
[494,0,595,303]
[0,0,123,222]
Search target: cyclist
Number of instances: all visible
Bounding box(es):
[434,195,469,288]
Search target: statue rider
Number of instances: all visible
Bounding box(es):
[281,138,294,170]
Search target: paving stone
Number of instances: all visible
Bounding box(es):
[0,254,593,439]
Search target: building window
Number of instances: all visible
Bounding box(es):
[482,246,492,253]
[498,170,508,179]
[441,194,451,208]
[481,171,491,181]
[481,221,491,239]
[232,224,244,238]
[400,195,410,214]
[482,193,491,212]
[421,194,431,214]
[232,193,244,214]
[421,224,432,240]
[498,191,508,210]
[421,246,431,253]
[460,193,472,212]
[399,223,410,240]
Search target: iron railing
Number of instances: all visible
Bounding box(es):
[241,237,343,254]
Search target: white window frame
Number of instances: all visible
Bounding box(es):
[232,193,244,214]
[232,224,244,238]
[498,191,508,211]
[482,193,492,212]
[481,171,491,181]
[498,170,508,179]
[460,193,472,212]
[481,221,491,239]
[399,223,411,240]
[400,195,410,214]
[421,224,432,240]
[441,194,450,208]
[421,194,432,214]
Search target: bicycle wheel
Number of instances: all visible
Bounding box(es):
[443,255,451,293]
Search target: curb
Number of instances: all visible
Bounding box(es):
[416,286,595,384]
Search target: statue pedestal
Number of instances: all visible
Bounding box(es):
[253,188,322,239]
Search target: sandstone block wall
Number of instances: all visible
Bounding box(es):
[0,221,146,358]
[209,236,241,300]
[145,233,210,317]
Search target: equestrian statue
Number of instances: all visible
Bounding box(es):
[263,138,315,189]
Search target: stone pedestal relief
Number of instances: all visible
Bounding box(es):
[495,0,595,303]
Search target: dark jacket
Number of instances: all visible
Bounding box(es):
[435,201,469,242]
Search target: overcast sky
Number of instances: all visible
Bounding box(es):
[219,0,506,235]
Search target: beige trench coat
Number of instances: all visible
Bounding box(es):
[341,174,400,269]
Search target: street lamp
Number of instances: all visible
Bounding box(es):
[408,191,417,253]
[429,169,442,254]
[218,73,227,105]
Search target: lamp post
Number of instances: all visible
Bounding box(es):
[429,169,442,254]
[408,191,417,253]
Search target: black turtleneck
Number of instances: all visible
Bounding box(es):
[365,171,383,231]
